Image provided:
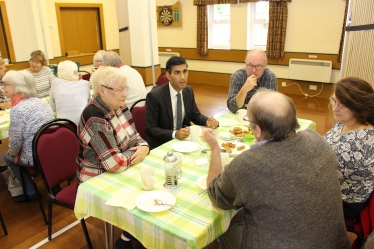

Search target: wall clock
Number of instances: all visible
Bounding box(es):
[156,1,181,27]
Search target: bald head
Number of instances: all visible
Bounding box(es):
[102,51,122,67]
[248,89,299,141]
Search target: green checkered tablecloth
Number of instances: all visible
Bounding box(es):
[0,111,10,140]
[74,111,316,249]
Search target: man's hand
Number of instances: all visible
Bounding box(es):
[175,127,190,140]
[129,146,149,165]
[206,117,219,129]
[242,74,257,93]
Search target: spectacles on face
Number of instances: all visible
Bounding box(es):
[30,60,42,65]
[101,84,129,93]
[94,60,102,63]
[245,63,264,70]
[329,97,346,109]
[170,69,188,76]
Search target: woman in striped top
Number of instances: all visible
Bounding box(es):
[26,50,55,98]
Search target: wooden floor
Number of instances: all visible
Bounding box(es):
[0,82,334,249]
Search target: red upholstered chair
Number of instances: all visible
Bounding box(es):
[347,192,374,248]
[79,70,91,81]
[32,119,92,248]
[155,73,169,87]
[130,99,146,139]
[0,211,7,235]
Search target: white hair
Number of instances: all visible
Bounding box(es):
[2,70,37,97]
[57,60,79,81]
[91,66,126,96]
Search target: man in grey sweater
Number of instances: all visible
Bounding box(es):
[203,89,350,249]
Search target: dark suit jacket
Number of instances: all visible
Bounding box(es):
[145,83,208,149]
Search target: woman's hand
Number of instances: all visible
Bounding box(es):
[129,146,149,165]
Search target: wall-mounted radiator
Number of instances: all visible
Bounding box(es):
[288,59,332,83]
[159,52,180,68]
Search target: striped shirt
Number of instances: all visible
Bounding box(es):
[29,66,56,98]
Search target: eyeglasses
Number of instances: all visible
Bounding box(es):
[101,84,128,93]
[329,97,346,109]
[245,63,264,70]
[243,115,256,126]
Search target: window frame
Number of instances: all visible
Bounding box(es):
[208,4,230,50]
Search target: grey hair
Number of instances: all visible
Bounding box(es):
[91,66,127,96]
[246,49,267,62]
[93,50,106,66]
[102,51,122,67]
[57,60,79,81]
[2,70,37,97]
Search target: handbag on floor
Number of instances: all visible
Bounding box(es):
[1,168,23,197]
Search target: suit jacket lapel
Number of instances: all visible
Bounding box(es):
[162,84,174,129]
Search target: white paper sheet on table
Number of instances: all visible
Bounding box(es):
[105,188,141,210]
[218,118,241,127]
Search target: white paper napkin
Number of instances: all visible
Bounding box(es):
[105,189,141,210]
[218,118,241,127]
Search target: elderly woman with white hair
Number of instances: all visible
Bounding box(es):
[77,66,149,249]
[49,60,90,125]
[2,70,54,202]
[92,50,106,72]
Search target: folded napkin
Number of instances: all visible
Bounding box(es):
[218,118,241,127]
[105,188,141,210]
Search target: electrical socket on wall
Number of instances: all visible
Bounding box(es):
[282,82,286,87]
[309,85,317,90]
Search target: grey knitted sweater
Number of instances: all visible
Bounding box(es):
[208,129,350,249]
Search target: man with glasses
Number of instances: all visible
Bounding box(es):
[203,89,350,249]
[227,49,277,113]
[102,51,147,109]
[145,56,219,149]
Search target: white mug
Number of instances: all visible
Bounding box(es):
[3,58,10,64]
[189,125,200,142]
[140,166,155,190]
[236,109,247,124]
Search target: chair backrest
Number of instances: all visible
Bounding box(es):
[130,99,146,139]
[156,73,168,87]
[79,70,91,81]
[33,119,79,196]
[355,192,374,239]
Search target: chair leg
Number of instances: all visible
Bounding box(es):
[80,219,93,249]
[0,212,8,235]
[32,177,48,225]
[48,201,53,240]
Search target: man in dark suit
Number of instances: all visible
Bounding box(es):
[146,56,218,149]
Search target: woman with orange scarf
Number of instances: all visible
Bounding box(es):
[2,70,54,202]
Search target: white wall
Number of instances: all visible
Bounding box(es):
[4,0,119,62]
[155,0,346,83]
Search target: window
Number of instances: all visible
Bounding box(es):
[208,3,269,50]
[208,4,230,49]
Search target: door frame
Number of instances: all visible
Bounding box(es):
[55,3,106,56]
[0,1,15,62]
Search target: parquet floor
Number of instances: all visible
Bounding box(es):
[0,82,334,249]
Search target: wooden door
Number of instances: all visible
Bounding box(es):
[60,8,102,55]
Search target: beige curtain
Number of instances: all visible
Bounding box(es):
[337,0,349,63]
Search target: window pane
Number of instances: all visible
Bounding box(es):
[212,24,230,46]
[255,2,269,20]
[213,4,230,22]
[253,23,268,46]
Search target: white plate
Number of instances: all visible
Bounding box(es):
[197,175,207,190]
[172,141,199,153]
[136,190,176,213]
[221,141,250,156]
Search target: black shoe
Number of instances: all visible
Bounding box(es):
[115,238,133,249]
[0,165,8,173]
[12,193,37,203]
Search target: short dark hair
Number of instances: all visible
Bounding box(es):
[250,89,300,141]
[165,56,188,73]
[334,77,374,125]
